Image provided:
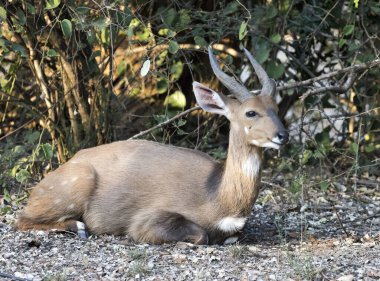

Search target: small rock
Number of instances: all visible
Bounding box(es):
[337,274,354,281]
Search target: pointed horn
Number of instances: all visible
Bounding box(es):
[208,46,252,102]
[243,48,276,96]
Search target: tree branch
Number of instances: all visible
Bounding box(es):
[129,106,201,140]
[250,59,380,94]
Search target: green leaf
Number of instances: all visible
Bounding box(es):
[0,7,7,21]
[238,21,248,40]
[11,44,27,57]
[15,169,30,183]
[254,48,270,64]
[45,0,61,10]
[158,28,176,37]
[354,0,359,8]
[350,142,359,155]
[26,131,40,143]
[343,25,354,36]
[46,49,59,57]
[26,3,36,15]
[339,38,347,48]
[41,143,53,160]
[223,2,239,15]
[17,10,26,25]
[175,9,191,31]
[61,19,72,39]
[168,40,179,54]
[267,61,285,79]
[320,181,330,191]
[170,61,183,81]
[76,6,90,15]
[194,36,208,48]
[348,41,360,52]
[365,144,375,153]
[156,79,169,94]
[162,8,177,27]
[300,149,313,165]
[164,91,186,108]
[270,34,281,44]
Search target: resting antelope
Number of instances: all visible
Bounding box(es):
[17,47,288,244]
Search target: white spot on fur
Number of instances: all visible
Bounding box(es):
[68,204,75,209]
[61,180,68,186]
[57,215,70,222]
[242,154,261,178]
[244,126,249,135]
[217,217,247,233]
[49,185,55,190]
[251,139,261,146]
[70,176,78,183]
[54,199,62,204]
[71,160,79,164]
[85,175,95,180]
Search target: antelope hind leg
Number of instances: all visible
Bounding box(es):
[16,217,88,238]
[130,211,209,245]
[15,162,96,238]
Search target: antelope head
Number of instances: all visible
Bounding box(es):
[193,47,289,149]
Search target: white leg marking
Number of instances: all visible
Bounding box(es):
[224,236,239,245]
[217,217,247,233]
[76,221,88,238]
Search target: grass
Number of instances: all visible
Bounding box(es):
[228,244,249,259]
[127,248,150,277]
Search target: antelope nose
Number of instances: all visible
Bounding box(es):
[277,131,289,145]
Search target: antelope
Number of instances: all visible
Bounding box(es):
[16,46,289,245]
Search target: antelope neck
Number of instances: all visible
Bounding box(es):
[217,129,263,215]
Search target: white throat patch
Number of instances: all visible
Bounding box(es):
[217,217,247,233]
[242,153,261,178]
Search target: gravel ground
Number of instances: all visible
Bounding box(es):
[1,182,380,281]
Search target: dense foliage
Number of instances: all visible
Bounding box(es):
[0,0,379,197]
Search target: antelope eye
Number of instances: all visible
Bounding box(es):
[245,111,257,118]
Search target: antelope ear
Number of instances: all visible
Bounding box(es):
[192,81,230,117]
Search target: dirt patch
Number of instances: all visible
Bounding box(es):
[1,184,380,281]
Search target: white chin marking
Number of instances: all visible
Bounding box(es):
[262,142,280,149]
[217,217,247,233]
[251,140,280,149]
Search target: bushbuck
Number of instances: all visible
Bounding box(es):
[17,46,289,244]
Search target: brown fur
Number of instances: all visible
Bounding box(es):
[16,85,287,245]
